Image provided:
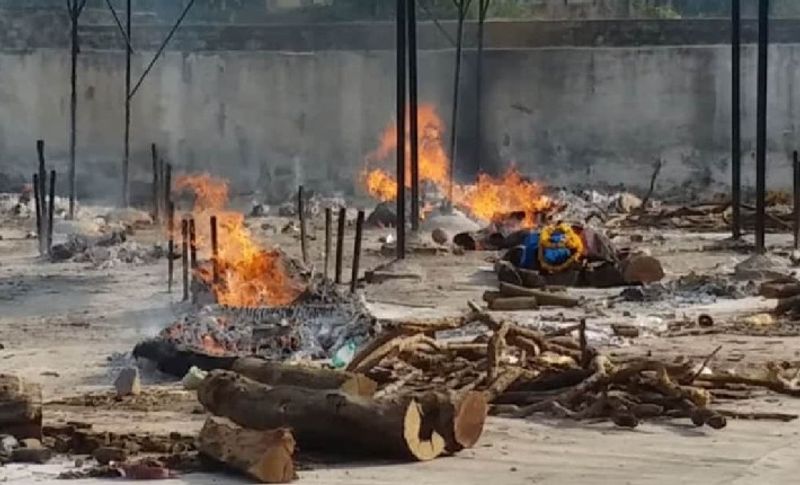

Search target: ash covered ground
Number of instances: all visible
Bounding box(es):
[3,188,800,484]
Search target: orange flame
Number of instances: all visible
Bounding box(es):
[362,103,549,226]
[174,173,303,308]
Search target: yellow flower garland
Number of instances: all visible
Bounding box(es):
[538,222,586,273]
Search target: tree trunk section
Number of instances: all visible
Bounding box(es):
[198,417,296,483]
[416,391,488,454]
[198,371,445,461]
[0,374,42,439]
[232,358,377,397]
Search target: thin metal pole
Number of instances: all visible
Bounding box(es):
[351,210,365,293]
[167,202,174,293]
[335,207,346,284]
[181,218,189,301]
[408,0,420,231]
[122,0,131,207]
[68,0,79,220]
[128,0,197,99]
[324,207,332,280]
[189,218,197,269]
[731,0,742,239]
[448,0,472,204]
[36,140,47,255]
[396,0,407,259]
[164,163,172,217]
[794,151,799,249]
[33,173,42,244]
[755,0,769,252]
[475,0,490,174]
[47,170,56,255]
[211,215,219,285]
[151,143,159,222]
[298,186,308,264]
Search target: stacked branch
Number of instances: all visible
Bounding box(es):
[347,303,799,430]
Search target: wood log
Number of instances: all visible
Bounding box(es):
[498,283,580,307]
[488,297,539,311]
[232,358,377,397]
[198,371,446,461]
[760,280,800,299]
[621,255,664,284]
[198,417,295,483]
[416,391,488,454]
[347,333,435,374]
[0,374,42,439]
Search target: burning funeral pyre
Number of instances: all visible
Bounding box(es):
[362,103,552,229]
[135,174,376,376]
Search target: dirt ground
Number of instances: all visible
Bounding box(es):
[3,207,800,484]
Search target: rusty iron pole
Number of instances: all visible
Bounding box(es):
[189,218,197,269]
[298,186,308,264]
[122,0,131,207]
[181,218,189,301]
[151,143,159,222]
[324,207,332,280]
[755,0,769,252]
[335,207,346,284]
[47,170,56,255]
[396,0,407,259]
[167,202,174,293]
[408,0,420,231]
[794,151,800,249]
[33,173,42,244]
[211,215,219,285]
[164,163,172,217]
[36,140,47,255]
[351,210,365,293]
[731,0,742,240]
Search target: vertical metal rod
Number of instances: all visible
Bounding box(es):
[335,207,346,284]
[68,0,79,220]
[181,218,189,301]
[475,0,489,174]
[324,207,332,280]
[122,0,132,207]
[164,163,172,217]
[448,0,470,204]
[158,157,165,220]
[351,210,365,293]
[151,143,159,222]
[47,170,56,255]
[211,215,219,285]
[407,0,420,231]
[396,0,407,259]
[755,0,769,252]
[33,173,42,244]
[167,202,174,293]
[298,186,308,264]
[731,0,742,239]
[794,151,800,249]
[189,218,197,269]
[36,140,47,255]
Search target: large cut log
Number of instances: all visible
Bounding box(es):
[0,374,42,439]
[416,391,488,454]
[488,297,539,311]
[498,283,580,308]
[198,371,446,461]
[231,358,377,397]
[198,417,296,483]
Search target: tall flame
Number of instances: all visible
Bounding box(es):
[362,103,549,226]
[175,173,303,308]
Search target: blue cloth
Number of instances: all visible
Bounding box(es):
[520,232,540,268]
[519,229,574,269]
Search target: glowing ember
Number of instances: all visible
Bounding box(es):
[362,103,550,226]
[175,173,303,307]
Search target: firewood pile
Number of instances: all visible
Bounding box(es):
[340,302,800,431]
[608,199,793,232]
